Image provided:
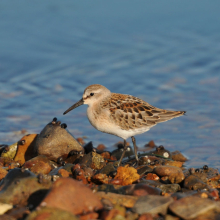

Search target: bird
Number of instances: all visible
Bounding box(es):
[63,84,185,166]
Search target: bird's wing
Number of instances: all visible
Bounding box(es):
[106,93,185,130]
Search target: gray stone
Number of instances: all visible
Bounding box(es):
[34,121,84,161]
[169,196,217,219]
[132,195,173,215]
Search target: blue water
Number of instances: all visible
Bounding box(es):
[0,1,220,168]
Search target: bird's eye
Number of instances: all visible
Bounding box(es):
[90,93,94,96]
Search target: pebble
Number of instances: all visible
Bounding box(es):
[169,196,217,219]
[132,195,174,215]
[34,120,84,161]
[39,177,103,215]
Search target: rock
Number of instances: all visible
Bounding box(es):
[0,176,51,205]
[121,183,161,196]
[14,134,38,165]
[114,166,140,186]
[0,215,16,220]
[171,151,188,162]
[137,165,153,176]
[132,195,174,215]
[100,205,126,220]
[169,196,217,219]
[92,173,111,184]
[96,144,106,152]
[34,120,84,161]
[26,207,78,220]
[0,203,13,215]
[58,169,70,177]
[39,178,103,215]
[153,165,184,184]
[0,166,8,181]
[79,151,106,170]
[99,163,116,175]
[150,146,172,159]
[163,160,183,168]
[184,175,209,190]
[0,168,35,191]
[97,191,138,208]
[23,155,52,175]
[111,145,134,160]
[145,173,159,180]
[140,180,180,194]
[1,142,18,160]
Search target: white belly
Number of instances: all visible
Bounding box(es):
[87,106,150,140]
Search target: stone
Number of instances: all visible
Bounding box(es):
[169,196,217,219]
[114,166,140,186]
[99,163,116,175]
[0,176,51,205]
[121,183,161,196]
[171,151,188,162]
[153,165,184,184]
[34,120,84,161]
[0,203,13,215]
[79,151,106,170]
[163,160,183,168]
[39,178,103,215]
[0,166,8,181]
[97,192,138,208]
[14,134,38,165]
[1,142,18,160]
[26,207,78,220]
[137,165,153,176]
[23,155,52,175]
[132,195,174,215]
[184,175,208,190]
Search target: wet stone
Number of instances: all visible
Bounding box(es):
[137,165,153,176]
[140,180,181,194]
[184,175,209,190]
[0,166,8,181]
[22,155,52,175]
[79,151,106,170]
[169,196,217,219]
[99,163,116,175]
[171,150,188,162]
[14,134,38,165]
[121,183,161,196]
[26,207,78,220]
[96,144,106,152]
[207,174,220,188]
[111,145,134,160]
[0,168,36,191]
[83,141,94,154]
[39,177,103,215]
[153,165,184,184]
[132,195,174,215]
[34,120,84,161]
[97,191,138,208]
[163,160,183,168]
[1,142,18,160]
[145,173,159,181]
[0,176,51,205]
[150,146,172,159]
[114,166,140,186]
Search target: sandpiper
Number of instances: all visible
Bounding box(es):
[63,84,185,166]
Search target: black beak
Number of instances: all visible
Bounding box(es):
[63,98,84,115]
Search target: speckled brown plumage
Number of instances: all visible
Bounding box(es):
[100,93,185,131]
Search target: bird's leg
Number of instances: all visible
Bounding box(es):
[131,136,139,162]
[118,139,127,167]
